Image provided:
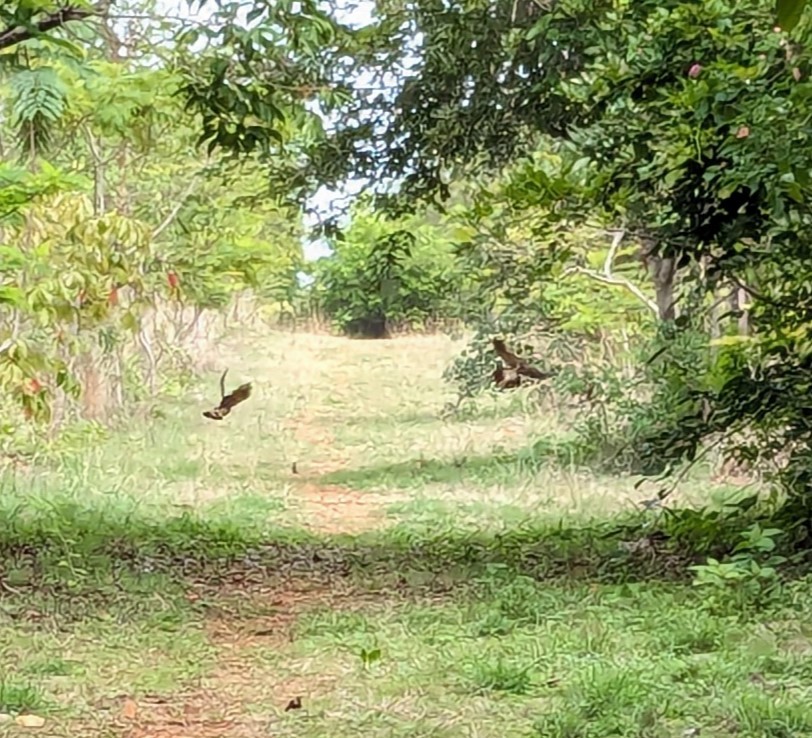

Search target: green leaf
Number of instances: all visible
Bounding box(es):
[38,34,85,59]
[777,0,806,31]
[526,20,546,41]
[121,311,139,333]
[360,647,381,666]
[0,285,23,306]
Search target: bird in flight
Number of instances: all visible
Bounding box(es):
[203,369,252,420]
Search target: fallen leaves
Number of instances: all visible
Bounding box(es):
[284,696,302,712]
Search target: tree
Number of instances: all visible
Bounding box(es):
[309,203,468,337]
[0,4,307,441]
[11,0,812,530]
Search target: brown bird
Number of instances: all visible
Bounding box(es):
[491,363,522,390]
[492,338,555,382]
[202,369,252,420]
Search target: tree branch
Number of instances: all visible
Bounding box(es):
[0,5,103,51]
[726,273,812,314]
[151,176,203,240]
[564,229,660,316]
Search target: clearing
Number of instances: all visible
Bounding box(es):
[1,329,811,738]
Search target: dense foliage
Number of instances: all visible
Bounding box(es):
[0,4,305,453]
[281,0,812,538]
[7,0,812,560]
[306,204,470,336]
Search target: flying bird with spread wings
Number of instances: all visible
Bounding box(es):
[491,338,555,389]
[203,369,252,420]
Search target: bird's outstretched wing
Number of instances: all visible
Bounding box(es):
[220,383,252,411]
[203,369,252,420]
[492,338,556,383]
[492,338,521,368]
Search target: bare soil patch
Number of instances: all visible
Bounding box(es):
[281,408,391,535]
[119,581,370,738]
[122,694,259,738]
[291,418,336,446]
[282,409,396,534]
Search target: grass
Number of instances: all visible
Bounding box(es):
[0,328,811,737]
[284,576,812,737]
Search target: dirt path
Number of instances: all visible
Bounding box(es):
[115,580,374,738]
[280,408,394,535]
[291,482,391,534]
[204,331,414,539]
[115,336,404,737]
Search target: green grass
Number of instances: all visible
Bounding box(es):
[231,572,812,738]
[0,328,808,737]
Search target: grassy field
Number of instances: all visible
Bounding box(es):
[1,329,811,738]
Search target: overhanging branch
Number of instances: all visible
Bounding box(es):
[152,174,206,240]
[564,229,660,316]
[0,4,105,51]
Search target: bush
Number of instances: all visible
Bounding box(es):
[308,207,470,337]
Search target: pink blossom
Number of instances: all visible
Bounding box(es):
[688,63,703,79]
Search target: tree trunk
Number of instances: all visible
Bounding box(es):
[709,289,722,342]
[638,235,676,322]
[727,284,750,335]
[346,315,389,339]
[648,255,676,322]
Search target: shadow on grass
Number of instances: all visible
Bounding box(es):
[0,430,780,624]
[320,437,589,490]
[0,494,756,623]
